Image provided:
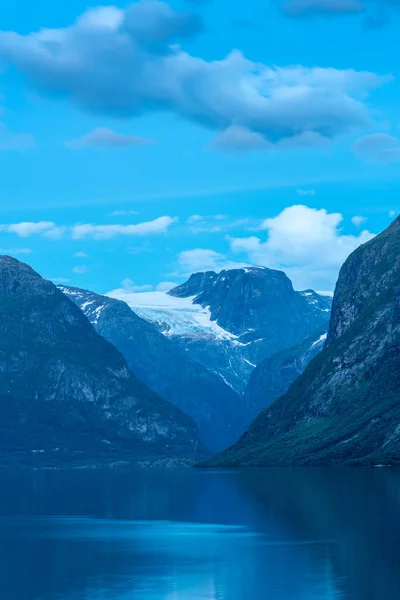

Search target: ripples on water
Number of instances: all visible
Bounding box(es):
[0,468,398,600]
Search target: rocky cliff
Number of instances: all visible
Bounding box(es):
[0,256,201,466]
[208,218,400,466]
[166,267,331,390]
[244,328,327,426]
[60,285,242,452]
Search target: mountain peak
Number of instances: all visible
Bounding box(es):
[169,265,330,343]
[0,254,39,276]
[60,284,242,452]
[169,266,292,304]
[0,260,201,464]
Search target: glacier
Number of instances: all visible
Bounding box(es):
[106,290,237,341]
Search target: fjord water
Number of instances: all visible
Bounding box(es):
[0,469,398,600]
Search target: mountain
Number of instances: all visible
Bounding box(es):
[59,286,242,452]
[244,328,327,426]
[113,267,331,393]
[208,217,400,466]
[0,256,201,467]
[169,268,331,368]
[170,268,331,347]
[109,288,253,393]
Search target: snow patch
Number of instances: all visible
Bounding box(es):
[106,290,237,341]
[244,358,256,368]
[311,333,327,348]
[218,373,236,391]
[81,300,95,311]
[92,304,105,324]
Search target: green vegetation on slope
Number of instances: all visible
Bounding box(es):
[207,217,400,466]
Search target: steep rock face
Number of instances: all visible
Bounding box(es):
[0,256,200,464]
[60,286,242,452]
[166,267,331,389]
[170,267,330,345]
[244,328,327,426]
[208,218,400,466]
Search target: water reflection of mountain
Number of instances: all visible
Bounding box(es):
[0,469,397,600]
[238,468,400,600]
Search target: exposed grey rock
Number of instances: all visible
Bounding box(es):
[0,256,201,465]
[60,285,243,452]
[208,217,400,466]
[244,328,327,426]
[169,267,331,389]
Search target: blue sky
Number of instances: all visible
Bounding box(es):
[0,0,399,294]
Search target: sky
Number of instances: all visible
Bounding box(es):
[0,0,399,294]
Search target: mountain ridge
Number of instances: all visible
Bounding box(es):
[206,219,400,466]
[0,256,202,467]
[60,284,243,452]
[116,266,331,393]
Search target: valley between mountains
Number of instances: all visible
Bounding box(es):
[1,216,400,467]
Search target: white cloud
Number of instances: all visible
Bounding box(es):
[42,226,67,240]
[121,278,153,292]
[0,221,58,237]
[0,123,35,150]
[74,251,88,257]
[229,204,375,289]
[389,210,397,218]
[114,278,176,293]
[209,126,336,154]
[186,215,204,224]
[0,2,392,146]
[66,128,154,149]
[72,265,87,274]
[209,126,273,153]
[354,133,400,163]
[177,248,248,274]
[352,215,367,227]
[0,216,177,240]
[156,281,177,291]
[71,216,177,239]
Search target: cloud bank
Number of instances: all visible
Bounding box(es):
[0,216,177,240]
[228,204,375,289]
[0,1,392,149]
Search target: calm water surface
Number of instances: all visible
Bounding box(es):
[0,468,398,600]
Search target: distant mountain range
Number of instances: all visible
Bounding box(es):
[60,285,242,452]
[0,255,335,466]
[2,212,399,468]
[112,267,331,394]
[209,217,400,467]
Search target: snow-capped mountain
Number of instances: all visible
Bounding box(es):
[109,267,332,393]
[113,291,237,341]
[60,285,243,452]
[106,288,255,392]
